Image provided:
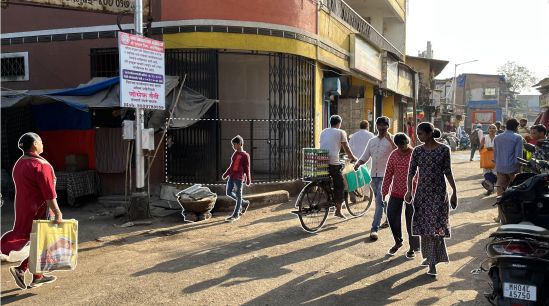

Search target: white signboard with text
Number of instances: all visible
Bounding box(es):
[119,32,165,110]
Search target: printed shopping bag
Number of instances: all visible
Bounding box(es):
[29,219,78,274]
[480,148,495,169]
[345,165,370,192]
[359,165,372,185]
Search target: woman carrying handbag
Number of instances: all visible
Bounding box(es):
[480,124,497,195]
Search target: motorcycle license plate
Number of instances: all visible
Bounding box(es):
[503,282,536,301]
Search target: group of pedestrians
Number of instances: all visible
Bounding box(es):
[320,115,458,276]
[475,118,548,201]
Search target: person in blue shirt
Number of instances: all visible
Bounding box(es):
[493,118,523,196]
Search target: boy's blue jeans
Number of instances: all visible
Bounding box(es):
[226,178,243,217]
[371,177,387,232]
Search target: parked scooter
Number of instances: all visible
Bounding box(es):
[479,158,549,306]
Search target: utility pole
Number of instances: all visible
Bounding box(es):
[452,59,478,130]
[128,0,150,220]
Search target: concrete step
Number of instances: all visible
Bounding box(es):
[213,190,290,212]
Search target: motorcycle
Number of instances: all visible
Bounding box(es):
[459,130,470,150]
[442,132,459,151]
[480,158,549,306]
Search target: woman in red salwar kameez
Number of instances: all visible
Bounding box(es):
[1,132,63,289]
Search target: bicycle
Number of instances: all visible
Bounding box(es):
[293,162,373,233]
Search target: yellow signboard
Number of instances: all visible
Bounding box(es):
[15,0,150,15]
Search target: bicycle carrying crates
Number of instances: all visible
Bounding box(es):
[302,148,329,180]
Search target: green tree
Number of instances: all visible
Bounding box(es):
[497,61,537,93]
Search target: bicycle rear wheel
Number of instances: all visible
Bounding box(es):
[296,182,330,232]
[345,184,373,217]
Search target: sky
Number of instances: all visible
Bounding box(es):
[406,0,549,94]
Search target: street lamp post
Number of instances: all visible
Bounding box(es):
[451,59,478,129]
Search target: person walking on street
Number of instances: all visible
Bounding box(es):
[382,133,420,258]
[222,135,252,222]
[495,121,504,135]
[480,124,497,195]
[320,115,358,219]
[518,118,531,142]
[354,116,396,241]
[1,132,63,289]
[493,119,523,197]
[348,120,375,163]
[469,124,483,161]
[404,123,458,277]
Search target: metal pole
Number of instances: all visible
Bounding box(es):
[134,0,144,191]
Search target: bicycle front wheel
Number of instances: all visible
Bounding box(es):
[345,184,373,217]
[296,182,330,232]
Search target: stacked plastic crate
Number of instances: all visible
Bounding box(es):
[302,148,329,180]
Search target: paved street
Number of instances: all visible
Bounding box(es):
[1,150,497,305]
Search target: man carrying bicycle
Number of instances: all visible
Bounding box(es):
[319,115,358,219]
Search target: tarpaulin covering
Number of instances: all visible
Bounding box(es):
[39,130,96,170]
[148,86,217,129]
[1,76,215,130]
[32,102,92,131]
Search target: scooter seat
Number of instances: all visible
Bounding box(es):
[492,222,549,238]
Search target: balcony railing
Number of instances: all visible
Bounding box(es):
[324,0,404,60]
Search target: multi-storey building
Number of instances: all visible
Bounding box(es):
[1,0,412,192]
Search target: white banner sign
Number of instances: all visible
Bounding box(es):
[119,32,165,110]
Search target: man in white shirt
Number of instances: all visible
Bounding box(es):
[354,116,396,241]
[319,115,358,218]
[349,120,375,163]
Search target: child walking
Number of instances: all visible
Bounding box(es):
[222,135,252,222]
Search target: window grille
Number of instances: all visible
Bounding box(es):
[1,52,29,81]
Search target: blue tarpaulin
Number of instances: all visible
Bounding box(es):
[32,102,92,131]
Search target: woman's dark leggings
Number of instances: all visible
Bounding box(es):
[387,196,420,251]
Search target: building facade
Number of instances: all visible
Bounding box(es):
[1,0,411,190]
[453,74,513,132]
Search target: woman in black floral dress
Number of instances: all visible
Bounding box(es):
[404,122,458,276]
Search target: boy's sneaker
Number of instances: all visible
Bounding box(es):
[241,200,250,215]
[29,275,57,288]
[225,215,240,222]
[9,266,26,290]
[405,250,416,259]
[420,259,429,266]
[380,220,390,229]
[369,231,379,241]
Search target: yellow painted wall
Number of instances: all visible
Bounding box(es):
[163,32,316,59]
[389,0,406,21]
[314,64,323,147]
[382,96,397,133]
[364,82,375,127]
[319,11,351,52]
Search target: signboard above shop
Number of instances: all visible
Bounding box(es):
[13,0,150,15]
[119,32,165,110]
[350,34,382,81]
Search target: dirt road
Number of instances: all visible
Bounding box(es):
[1,151,497,305]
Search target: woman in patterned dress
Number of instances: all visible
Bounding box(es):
[404,122,458,276]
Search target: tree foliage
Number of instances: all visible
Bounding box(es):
[497,61,537,93]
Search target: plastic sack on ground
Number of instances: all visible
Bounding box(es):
[29,219,78,274]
